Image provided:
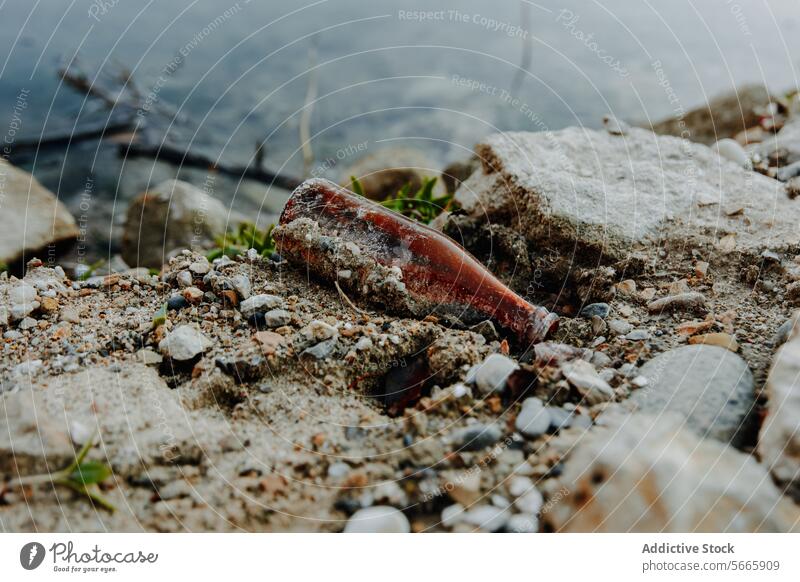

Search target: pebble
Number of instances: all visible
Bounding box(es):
[355,337,373,351]
[514,488,544,515]
[607,319,632,336]
[240,294,284,319]
[18,317,37,330]
[441,504,465,528]
[136,348,163,366]
[688,332,739,352]
[617,279,637,295]
[303,338,337,359]
[343,506,410,533]
[454,423,502,451]
[188,258,211,275]
[167,294,189,311]
[158,325,212,361]
[176,270,193,288]
[474,353,518,395]
[0,306,8,328]
[231,275,251,299]
[506,514,538,533]
[463,505,510,532]
[262,309,292,328]
[647,292,706,314]
[508,476,534,497]
[327,462,350,479]
[303,320,338,343]
[562,359,614,405]
[579,303,610,319]
[59,307,80,324]
[625,329,650,341]
[515,398,550,439]
[547,407,573,431]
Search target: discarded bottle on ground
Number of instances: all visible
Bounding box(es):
[274,179,558,345]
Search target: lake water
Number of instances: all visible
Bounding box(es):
[1,0,799,252]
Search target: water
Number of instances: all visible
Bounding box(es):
[1,0,799,253]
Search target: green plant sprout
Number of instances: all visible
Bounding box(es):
[207,221,276,261]
[350,176,455,224]
[4,433,116,512]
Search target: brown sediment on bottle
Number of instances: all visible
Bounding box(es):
[274,178,558,344]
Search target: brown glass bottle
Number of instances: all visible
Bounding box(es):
[275,179,558,345]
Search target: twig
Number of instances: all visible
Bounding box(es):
[335,280,365,315]
[120,142,303,191]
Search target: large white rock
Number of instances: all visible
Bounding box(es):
[761,312,800,501]
[159,324,211,361]
[455,127,787,265]
[0,159,78,265]
[544,413,800,532]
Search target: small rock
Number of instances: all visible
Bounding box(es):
[647,292,706,314]
[59,307,80,324]
[302,320,338,343]
[695,261,710,278]
[240,294,284,319]
[167,294,189,311]
[254,331,284,355]
[607,319,632,336]
[688,332,739,352]
[182,287,204,305]
[579,303,610,319]
[303,338,337,359]
[453,423,502,452]
[616,279,637,295]
[441,504,465,528]
[508,476,533,498]
[562,359,614,404]
[462,505,510,532]
[624,329,650,341]
[355,337,373,351]
[18,317,37,330]
[188,258,211,275]
[474,353,518,395]
[158,325,212,361]
[506,514,538,533]
[514,488,544,515]
[343,506,410,533]
[515,398,550,439]
[261,309,292,328]
[547,407,573,431]
[176,270,193,288]
[231,274,251,299]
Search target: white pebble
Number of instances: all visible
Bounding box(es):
[343,506,410,533]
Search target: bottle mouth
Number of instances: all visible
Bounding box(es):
[525,306,559,345]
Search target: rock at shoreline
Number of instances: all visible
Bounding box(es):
[761,313,800,501]
[629,345,754,446]
[452,127,786,269]
[121,179,228,269]
[648,84,774,145]
[544,414,800,532]
[0,159,79,265]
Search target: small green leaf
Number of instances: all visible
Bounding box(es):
[152,302,168,328]
[69,461,112,485]
[350,176,365,197]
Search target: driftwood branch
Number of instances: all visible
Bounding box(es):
[24,60,304,190]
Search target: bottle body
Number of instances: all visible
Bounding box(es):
[275,179,558,345]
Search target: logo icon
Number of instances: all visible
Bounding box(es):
[19,542,46,570]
